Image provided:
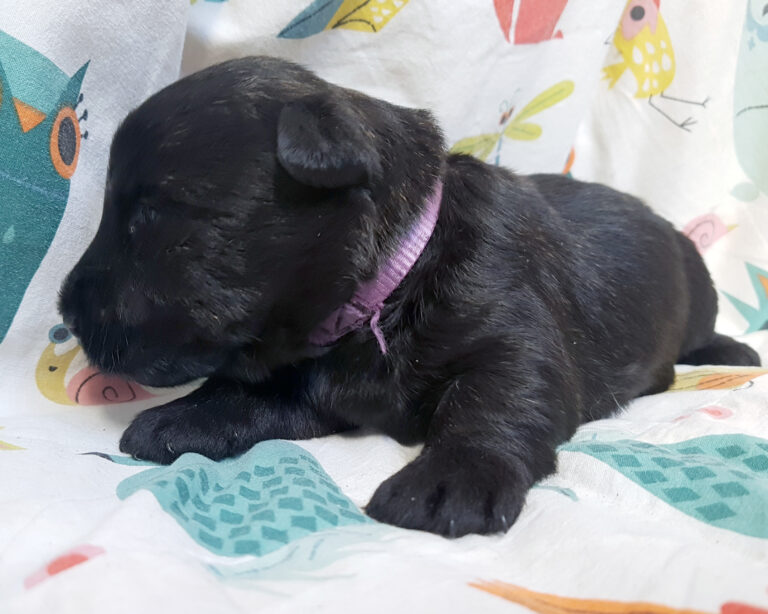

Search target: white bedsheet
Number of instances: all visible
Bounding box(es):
[2,366,768,612]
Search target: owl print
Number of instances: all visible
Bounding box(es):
[0,31,89,343]
[604,0,707,131]
[734,0,768,197]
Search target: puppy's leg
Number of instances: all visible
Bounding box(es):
[366,353,575,537]
[120,375,349,464]
[678,333,761,367]
[639,362,676,396]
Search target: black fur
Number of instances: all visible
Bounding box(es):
[59,57,761,537]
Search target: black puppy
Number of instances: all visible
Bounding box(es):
[59,57,760,537]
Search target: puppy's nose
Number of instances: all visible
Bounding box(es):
[59,267,110,334]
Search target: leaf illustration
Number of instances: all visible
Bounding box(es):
[560,435,768,538]
[278,0,345,39]
[116,441,371,558]
[450,133,500,161]
[470,580,712,614]
[333,0,410,33]
[494,0,515,42]
[514,80,575,123]
[504,122,543,141]
[0,427,23,451]
[669,367,768,391]
[278,0,409,39]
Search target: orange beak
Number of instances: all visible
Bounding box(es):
[13,98,46,133]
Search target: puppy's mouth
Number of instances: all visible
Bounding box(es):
[120,361,197,389]
[76,338,219,389]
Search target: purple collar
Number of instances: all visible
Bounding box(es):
[309,181,443,354]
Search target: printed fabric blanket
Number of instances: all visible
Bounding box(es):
[1,1,768,612]
[2,366,768,612]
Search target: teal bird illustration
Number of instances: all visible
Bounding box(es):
[734,0,768,199]
[0,31,88,342]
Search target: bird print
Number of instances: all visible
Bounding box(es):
[733,0,768,198]
[35,323,156,405]
[682,213,736,255]
[604,0,707,130]
[0,31,89,343]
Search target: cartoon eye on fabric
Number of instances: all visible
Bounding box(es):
[630,5,645,20]
[47,323,78,360]
[48,323,72,344]
[50,106,81,179]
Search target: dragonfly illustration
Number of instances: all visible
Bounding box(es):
[451,80,574,165]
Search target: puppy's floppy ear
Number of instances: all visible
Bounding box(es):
[277,94,381,189]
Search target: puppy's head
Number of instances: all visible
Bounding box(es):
[59,57,443,387]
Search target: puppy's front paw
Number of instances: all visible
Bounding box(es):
[119,398,245,464]
[365,448,529,537]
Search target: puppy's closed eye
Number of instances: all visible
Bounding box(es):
[165,238,193,255]
[128,206,157,233]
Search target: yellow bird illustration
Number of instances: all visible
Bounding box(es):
[604,0,707,130]
[35,324,80,405]
[35,323,157,406]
